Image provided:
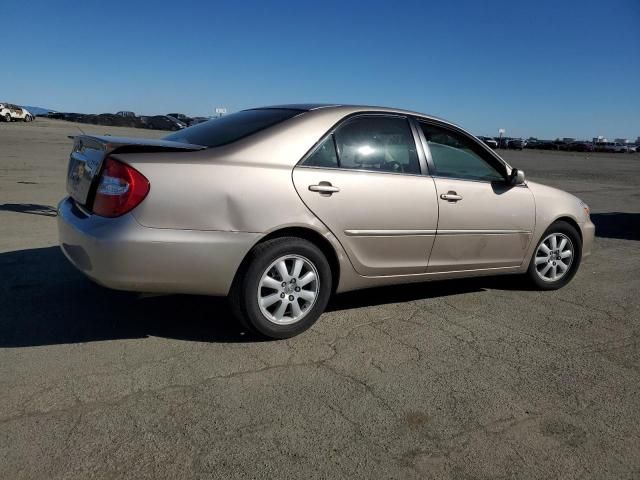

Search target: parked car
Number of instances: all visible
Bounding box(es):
[190,116,210,126]
[116,111,136,118]
[477,136,498,148]
[58,104,595,339]
[567,142,594,152]
[95,113,137,127]
[496,137,509,149]
[0,103,34,122]
[536,141,560,150]
[166,115,189,129]
[144,115,186,131]
[507,139,524,150]
[47,111,67,120]
[167,113,193,125]
[595,142,626,153]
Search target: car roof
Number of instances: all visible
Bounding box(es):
[252,104,340,111]
[250,104,459,128]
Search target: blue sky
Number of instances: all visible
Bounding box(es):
[1,0,638,139]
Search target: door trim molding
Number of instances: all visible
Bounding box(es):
[344,229,530,237]
[344,229,437,237]
[437,229,531,235]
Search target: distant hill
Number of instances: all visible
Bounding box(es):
[20,106,58,116]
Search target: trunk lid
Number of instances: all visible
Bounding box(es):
[66,135,205,206]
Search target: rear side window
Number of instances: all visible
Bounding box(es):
[419,123,505,182]
[303,136,339,168]
[164,108,301,147]
[332,116,420,174]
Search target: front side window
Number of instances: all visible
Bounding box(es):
[420,123,505,182]
[333,116,420,174]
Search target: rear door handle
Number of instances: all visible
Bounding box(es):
[309,182,340,195]
[440,191,463,202]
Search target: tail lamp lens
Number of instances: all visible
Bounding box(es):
[92,157,150,217]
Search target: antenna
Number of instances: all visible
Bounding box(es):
[77,125,85,135]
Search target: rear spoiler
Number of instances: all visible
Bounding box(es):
[67,134,206,154]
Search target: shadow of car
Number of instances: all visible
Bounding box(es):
[0,244,544,348]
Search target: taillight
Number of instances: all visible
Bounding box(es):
[92,157,150,217]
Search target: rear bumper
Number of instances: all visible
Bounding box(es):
[582,218,596,259]
[57,197,261,295]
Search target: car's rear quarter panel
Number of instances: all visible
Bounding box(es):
[121,109,350,233]
[115,108,361,293]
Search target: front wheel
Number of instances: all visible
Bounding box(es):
[527,221,582,290]
[229,237,332,339]
[4,114,10,122]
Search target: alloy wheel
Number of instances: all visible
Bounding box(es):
[257,254,320,325]
[534,233,573,282]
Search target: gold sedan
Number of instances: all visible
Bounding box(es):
[58,104,595,338]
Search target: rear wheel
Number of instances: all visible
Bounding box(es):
[527,221,582,290]
[4,114,10,122]
[230,237,332,339]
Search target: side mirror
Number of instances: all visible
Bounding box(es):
[509,168,526,185]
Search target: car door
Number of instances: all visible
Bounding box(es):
[416,120,535,273]
[293,114,439,276]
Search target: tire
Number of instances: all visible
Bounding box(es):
[229,237,332,339]
[527,221,582,290]
[4,114,10,123]
[24,115,32,122]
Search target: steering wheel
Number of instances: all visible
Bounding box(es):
[382,160,403,173]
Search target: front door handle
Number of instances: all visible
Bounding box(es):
[309,182,340,195]
[440,191,463,202]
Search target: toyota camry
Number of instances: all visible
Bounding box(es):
[58,104,595,338]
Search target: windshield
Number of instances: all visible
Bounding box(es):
[164,108,303,147]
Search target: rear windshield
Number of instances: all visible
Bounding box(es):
[164,108,302,147]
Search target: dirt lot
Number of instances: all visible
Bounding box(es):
[1,118,639,479]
